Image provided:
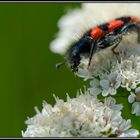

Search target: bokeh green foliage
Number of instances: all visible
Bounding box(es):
[0,3,87,137]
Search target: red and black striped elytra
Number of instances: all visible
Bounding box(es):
[90,16,139,40]
[56,16,140,72]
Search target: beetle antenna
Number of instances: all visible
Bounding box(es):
[55,61,65,69]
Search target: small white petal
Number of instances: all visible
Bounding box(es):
[102,89,109,96]
[109,88,117,95]
[89,87,102,95]
[119,129,139,137]
[132,102,140,116]
[130,82,137,89]
[126,86,132,92]
[100,80,110,89]
[76,68,92,81]
[90,79,100,87]
[135,87,140,93]
[119,119,131,131]
[114,80,121,89]
[128,93,136,103]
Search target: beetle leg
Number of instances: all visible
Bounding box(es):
[111,39,121,55]
[97,32,116,49]
[118,22,140,43]
[97,33,122,52]
[88,40,97,69]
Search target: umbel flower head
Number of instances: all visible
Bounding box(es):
[22,91,139,137]
[77,42,140,116]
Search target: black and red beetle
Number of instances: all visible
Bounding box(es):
[56,16,140,72]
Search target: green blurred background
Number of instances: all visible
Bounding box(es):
[1,3,140,137]
[0,3,88,137]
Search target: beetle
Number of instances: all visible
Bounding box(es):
[56,16,140,72]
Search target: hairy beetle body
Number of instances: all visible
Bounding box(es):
[56,16,140,72]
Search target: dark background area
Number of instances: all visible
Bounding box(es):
[0,3,88,137]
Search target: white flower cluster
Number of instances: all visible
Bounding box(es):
[128,87,140,116]
[77,45,140,116]
[22,92,139,137]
